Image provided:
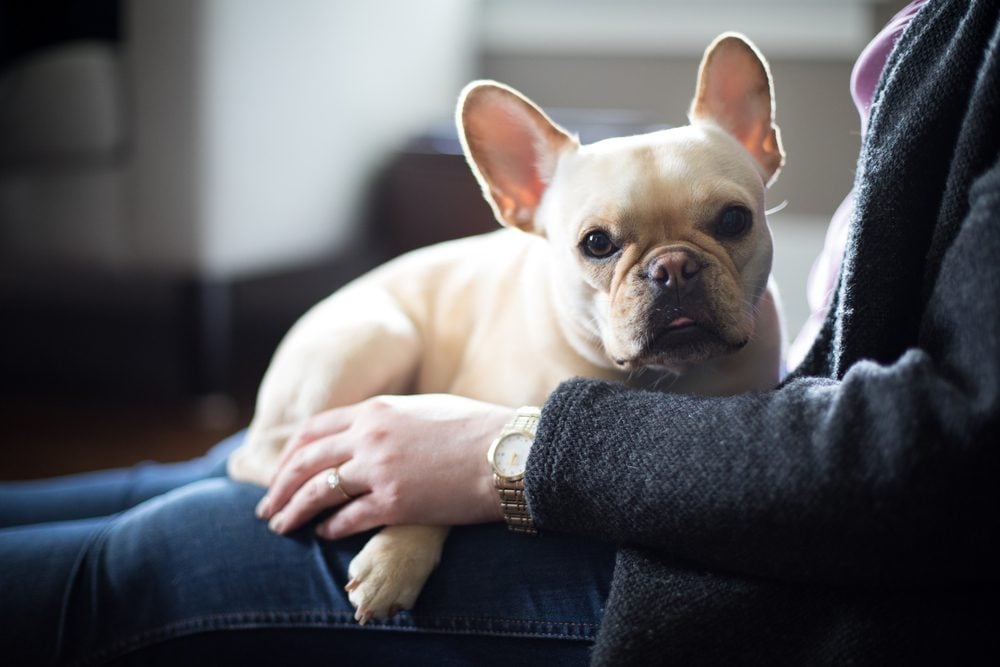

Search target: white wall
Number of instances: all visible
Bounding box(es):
[481,0,883,59]
[127,0,476,278]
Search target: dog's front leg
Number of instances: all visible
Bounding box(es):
[346,524,449,623]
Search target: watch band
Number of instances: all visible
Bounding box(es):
[495,475,536,534]
[493,406,541,535]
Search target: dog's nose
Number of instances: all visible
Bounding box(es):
[647,250,702,293]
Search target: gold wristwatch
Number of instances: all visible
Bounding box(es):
[487,406,541,535]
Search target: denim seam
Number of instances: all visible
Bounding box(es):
[72,610,600,666]
[55,521,118,667]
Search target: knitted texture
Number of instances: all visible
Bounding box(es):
[525,1,1000,663]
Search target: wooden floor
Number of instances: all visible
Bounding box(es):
[0,397,252,481]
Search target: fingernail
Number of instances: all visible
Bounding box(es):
[344,578,359,592]
[255,497,270,519]
[268,514,284,533]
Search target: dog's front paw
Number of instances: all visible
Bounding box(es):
[345,525,447,624]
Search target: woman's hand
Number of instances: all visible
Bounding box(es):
[254,395,514,540]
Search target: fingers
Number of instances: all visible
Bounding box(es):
[257,433,351,520]
[267,462,363,535]
[315,495,385,541]
[269,405,356,484]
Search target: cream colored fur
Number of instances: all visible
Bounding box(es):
[229,32,786,622]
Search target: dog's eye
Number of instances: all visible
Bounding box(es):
[581,231,619,259]
[715,206,753,239]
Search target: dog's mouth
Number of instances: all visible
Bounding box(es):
[613,311,746,370]
[649,314,717,350]
[664,315,698,332]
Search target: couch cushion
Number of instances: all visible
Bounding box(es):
[0,41,124,164]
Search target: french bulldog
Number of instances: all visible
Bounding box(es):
[229,32,785,622]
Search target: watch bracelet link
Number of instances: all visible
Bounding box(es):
[495,475,537,534]
[505,407,541,436]
[493,406,541,535]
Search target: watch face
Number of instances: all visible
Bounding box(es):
[492,433,531,479]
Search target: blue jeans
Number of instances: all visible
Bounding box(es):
[0,432,615,666]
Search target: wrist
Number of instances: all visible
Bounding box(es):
[487,406,541,534]
[481,407,515,522]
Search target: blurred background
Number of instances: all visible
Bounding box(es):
[0,0,907,478]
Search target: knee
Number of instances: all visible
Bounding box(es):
[109,478,265,548]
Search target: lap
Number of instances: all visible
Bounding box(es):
[2,473,615,666]
[0,431,241,528]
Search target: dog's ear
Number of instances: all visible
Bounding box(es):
[689,33,784,187]
[458,81,577,233]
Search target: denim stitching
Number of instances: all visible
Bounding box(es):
[73,610,600,665]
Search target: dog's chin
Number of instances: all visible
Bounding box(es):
[613,320,748,373]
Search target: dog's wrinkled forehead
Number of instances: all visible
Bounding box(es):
[556,125,765,235]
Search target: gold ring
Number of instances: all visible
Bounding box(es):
[325,467,353,501]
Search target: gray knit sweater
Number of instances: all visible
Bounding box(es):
[525,1,1000,664]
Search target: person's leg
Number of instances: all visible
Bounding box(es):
[0,475,614,666]
[0,431,245,528]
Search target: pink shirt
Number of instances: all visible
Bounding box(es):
[787,0,929,369]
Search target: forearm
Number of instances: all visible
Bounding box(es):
[527,365,999,587]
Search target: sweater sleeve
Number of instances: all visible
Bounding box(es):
[524,159,1000,587]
